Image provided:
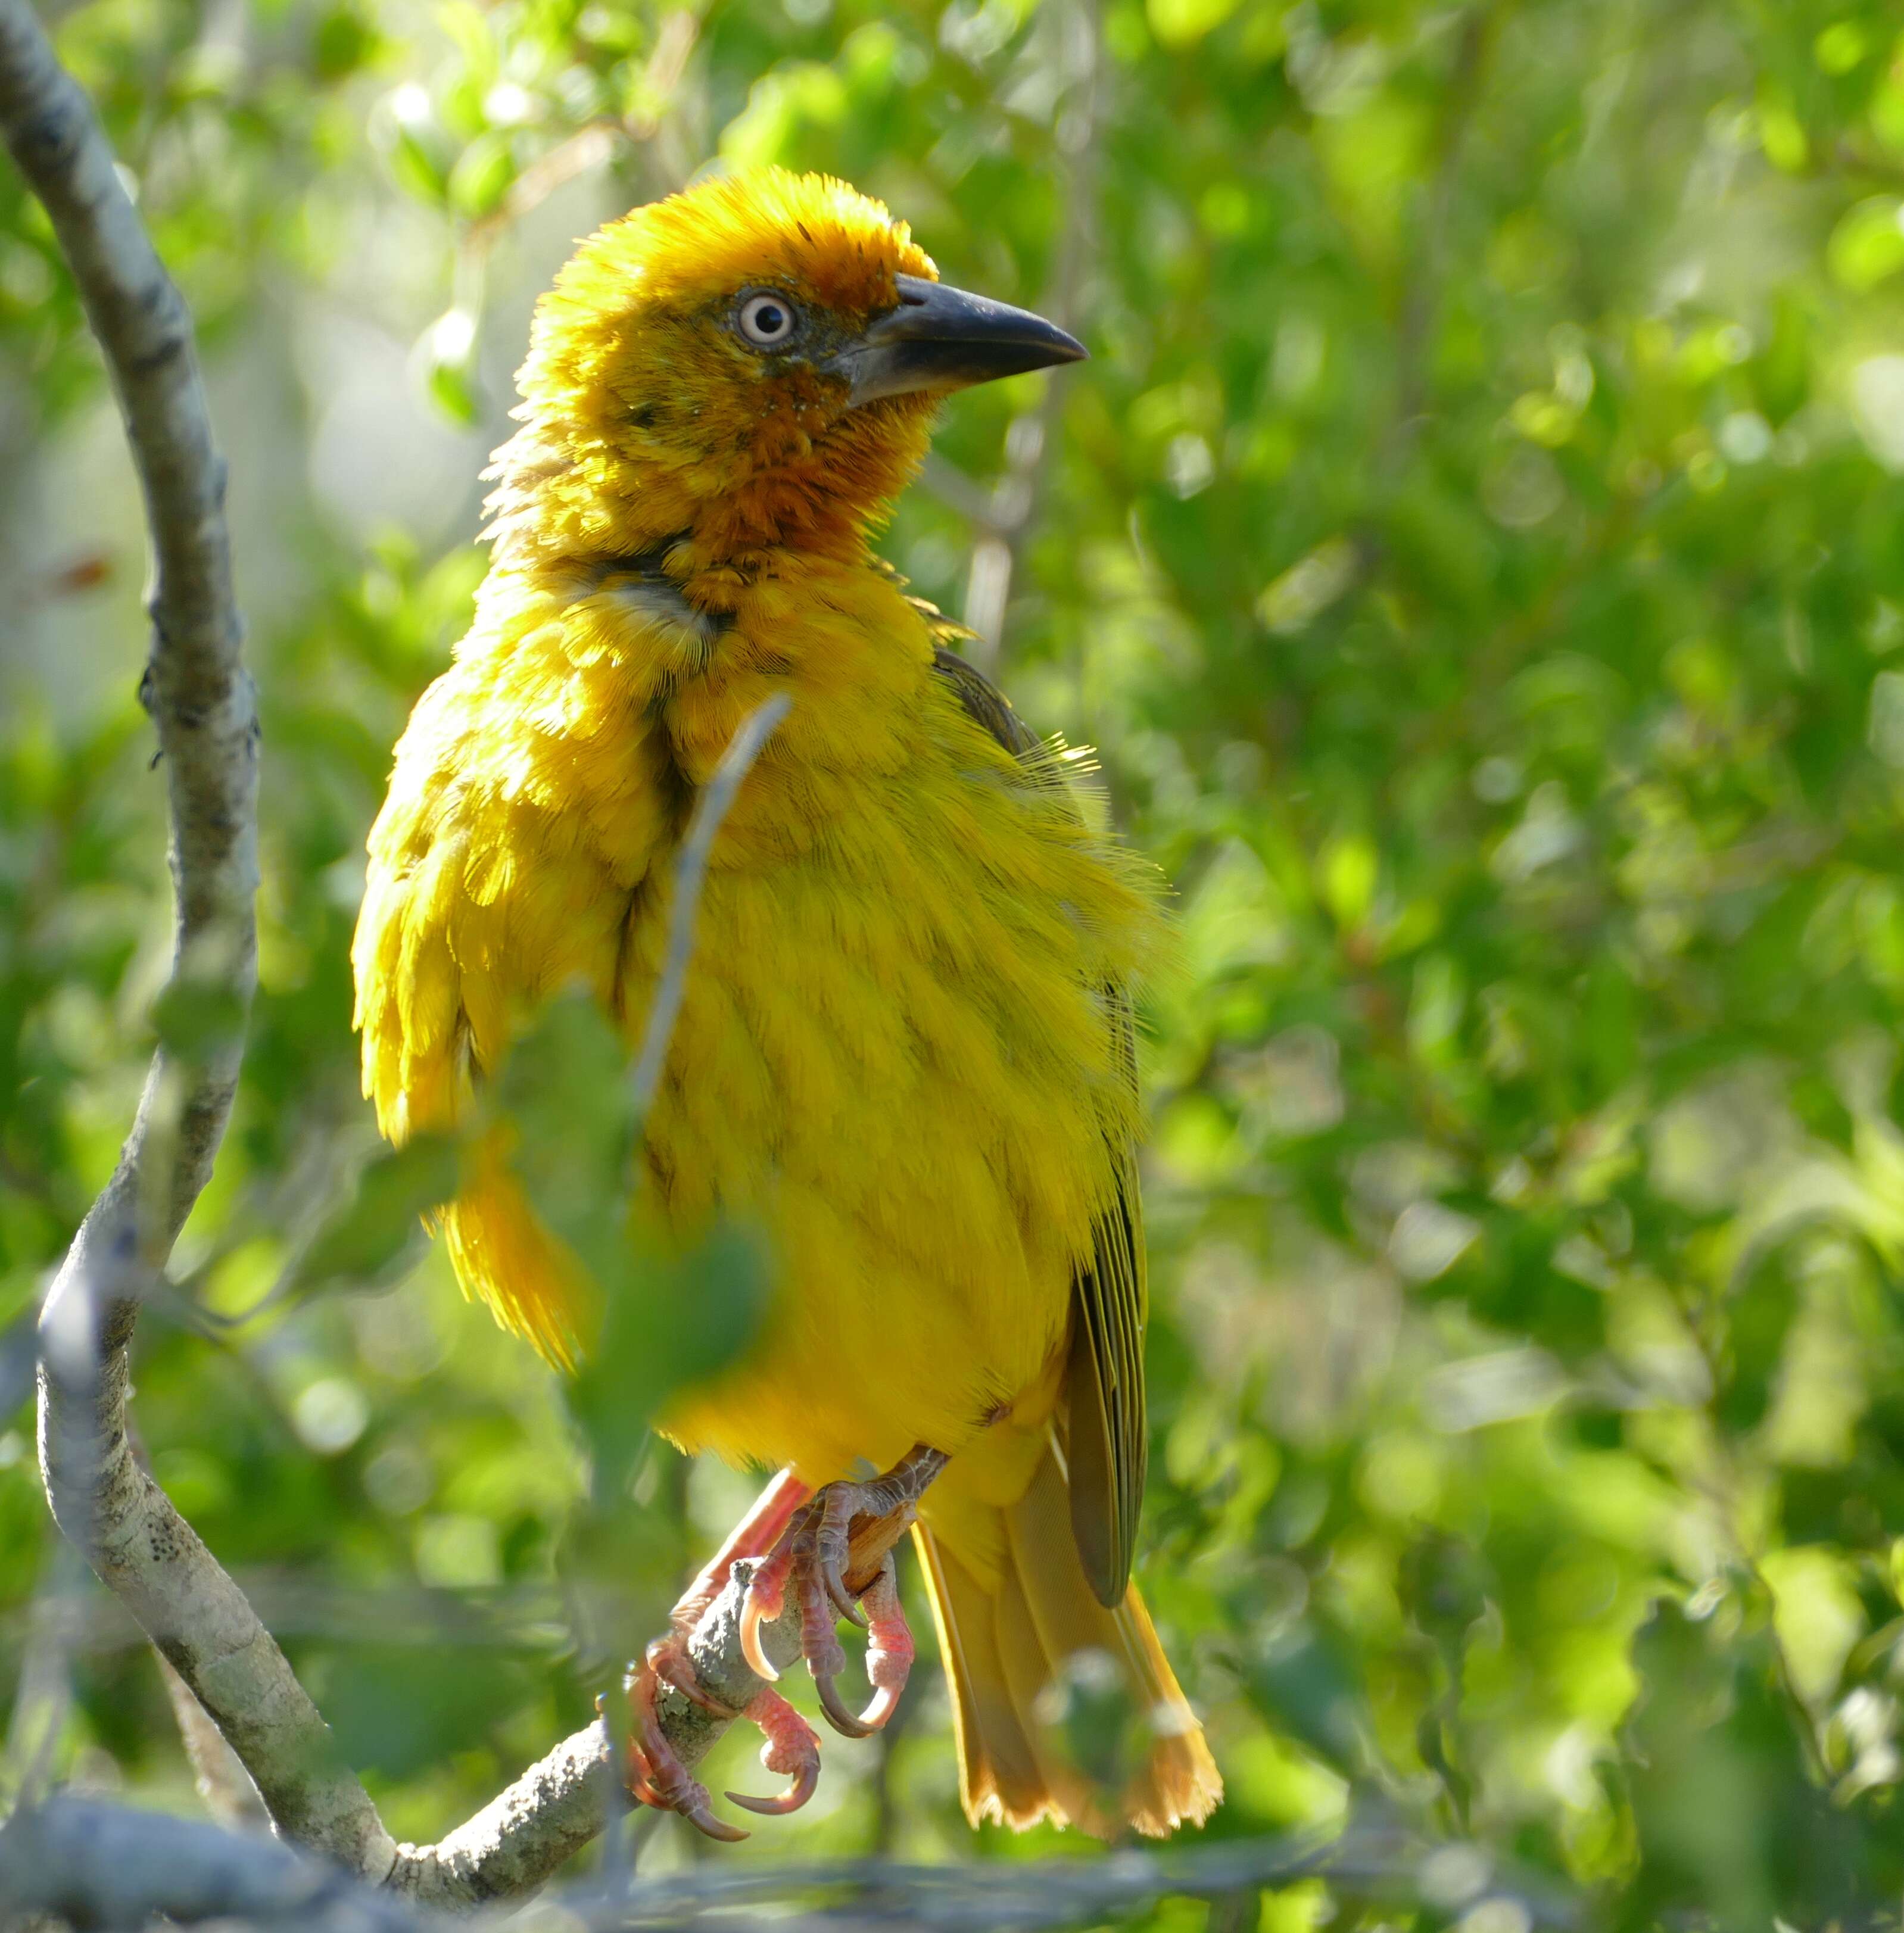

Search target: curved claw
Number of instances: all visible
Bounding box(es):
[624,1733,750,1842]
[739,1588,779,1681]
[852,1557,915,1735]
[814,1666,878,1739]
[815,1500,867,1626]
[823,1546,870,1623]
[728,1685,822,1815]
[727,1756,819,1816]
[858,1681,903,1731]
[680,1793,750,1843]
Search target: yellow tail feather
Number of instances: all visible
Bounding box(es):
[915,1440,1221,1838]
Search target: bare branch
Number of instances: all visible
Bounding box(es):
[952,0,1101,663]
[0,1796,425,1933]
[157,1650,273,1833]
[0,0,397,1876]
[919,453,1010,534]
[1,1795,1584,1933]
[384,1725,618,1904]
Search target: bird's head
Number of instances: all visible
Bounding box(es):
[487,168,1084,569]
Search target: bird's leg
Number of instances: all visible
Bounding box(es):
[738,1442,949,1739]
[677,1467,814,1629]
[624,1467,817,1839]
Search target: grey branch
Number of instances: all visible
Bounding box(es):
[0,1796,425,1933]
[0,1795,1583,1933]
[0,0,401,1876]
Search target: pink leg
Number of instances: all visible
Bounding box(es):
[625,1657,746,1842]
[622,1466,815,1841]
[670,1467,813,1633]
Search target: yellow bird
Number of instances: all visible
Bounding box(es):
[353,167,1220,1841]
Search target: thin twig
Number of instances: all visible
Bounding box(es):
[466,8,697,249]
[1,1538,88,1806]
[627,693,793,1122]
[157,1650,272,1832]
[952,0,1101,664]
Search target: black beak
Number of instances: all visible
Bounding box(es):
[831,275,1087,405]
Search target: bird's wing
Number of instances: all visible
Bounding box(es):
[353,585,673,1367]
[927,626,1148,1609]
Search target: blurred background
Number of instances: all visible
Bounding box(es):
[10,0,1904,1923]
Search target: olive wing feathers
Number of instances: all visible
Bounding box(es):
[924,616,1148,1609]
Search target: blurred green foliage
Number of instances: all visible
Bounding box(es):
[12,0,1904,1923]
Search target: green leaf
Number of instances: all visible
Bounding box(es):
[313,7,381,82]
[388,125,451,205]
[448,134,516,220]
[294,1134,460,1292]
[563,1218,769,1503]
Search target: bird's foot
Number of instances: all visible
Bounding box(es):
[738,1443,947,1738]
[623,1630,822,1837]
[623,1637,746,1842]
[619,1468,819,1841]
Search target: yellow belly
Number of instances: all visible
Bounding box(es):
[641,833,1099,1486]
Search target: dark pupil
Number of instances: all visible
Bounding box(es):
[755,303,785,335]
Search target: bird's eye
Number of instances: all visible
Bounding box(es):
[738,292,799,349]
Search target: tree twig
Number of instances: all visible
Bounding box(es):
[0,1795,426,1933]
[1,0,618,1898]
[1,1539,87,1806]
[948,0,1101,665]
[627,691,793,1123]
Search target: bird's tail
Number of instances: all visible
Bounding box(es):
[913,1438,1221,1838]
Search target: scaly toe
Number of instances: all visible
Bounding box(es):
[725,1686,822,1814]
[648,1635,740,1718]
[624,1653,748,1842]
[815,1488,867,1625]
[857,1555,915,1732]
